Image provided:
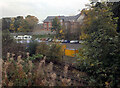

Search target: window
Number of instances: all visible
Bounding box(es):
[49,23,51,27]
[44,23,47,27]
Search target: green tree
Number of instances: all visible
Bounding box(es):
[3,15,39,33]
[77,2,120,87]
[2,30,25,57]
[14,16,24,32]
[52,17,61,38]
[110,2,120,33]
[9,18,15,32]
[24,15,39,32]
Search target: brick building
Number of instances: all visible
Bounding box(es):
[43,13,85,33]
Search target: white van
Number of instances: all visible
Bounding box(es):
[23,35,32,40]
[14,35,32,40]
[15,35,24,39]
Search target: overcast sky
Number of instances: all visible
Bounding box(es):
[0,0,90,23]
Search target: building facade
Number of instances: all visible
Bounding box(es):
[43,13,85,33]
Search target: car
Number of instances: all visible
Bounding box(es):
[35,38,39,40]
[35,39,42,43]
[62,40,70,43]
[24,35,32,40]
[54,39,59,42]
[61,39,64,42]
[46,38,50,41]
[42,38,46,41]
[48,38,53,42]
[70,40,79,44]
[17,36,24,39]
[55,39,63,43]
[79,40,84,44]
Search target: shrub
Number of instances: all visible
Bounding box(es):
[2,30,26,59]
[77,3,120,87]
[29,54,43,62]
[36,42,49,56]
[47,43,64,62]
[36,43,64,63]
[26,41,39,55]
[2,53,86,86]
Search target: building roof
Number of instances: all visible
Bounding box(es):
[43,13,81,22]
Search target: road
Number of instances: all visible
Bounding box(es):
[18,39,83,50]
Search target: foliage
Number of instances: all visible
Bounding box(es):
[29,54,43,61]
[110,2,120,33]
[2,15,38,33]
[26,41,39,55]
[47,43,64,62]
[79,31,88,40]
[2,30,25,58]
[36,42,49,55]
[52,17,61,38]
[24,15,39,31]
[2,53,86,86]
[77,2,120,88]
[36,43,64,62]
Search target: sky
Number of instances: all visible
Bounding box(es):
[0,0,90,23]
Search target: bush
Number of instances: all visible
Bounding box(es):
[36,42,49,56]
[47,44,64,62]
[2,54,86,86]
[36,43,64,63]
[2,30,26,59]
[77,3,120,87]
[26,41,39,55]
[29,54,43,62]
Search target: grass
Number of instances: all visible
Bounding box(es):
[2,52,87,86]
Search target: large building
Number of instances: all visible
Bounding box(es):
[43,13,85,33]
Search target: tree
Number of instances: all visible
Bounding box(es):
[14,16,24,32]
[2,15,39,33]
[9,18,15,32]
[110,2,120,33]
[24,15,39,32]
[52,17,61,38]
[2,18,11,31]
[2,29,25,57]
[77,2,120,87]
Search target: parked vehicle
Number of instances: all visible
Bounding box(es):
[57,40,62,43]
[79,40,84,44]
[14,35,32,40]
[41,38,46,41]
[38,40,42,43]
[70,40,79,44]
[24,35,32,40]
[61,39,64,43]
[13,36,18,39]
[48,38,52,42]
[35,39,42,43]
[62,40,70,43]
[14,35,24,39]
[46,38,50,41]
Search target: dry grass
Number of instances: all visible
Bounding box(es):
[2,52,87,87]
